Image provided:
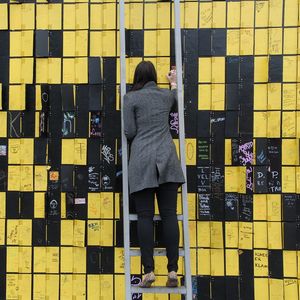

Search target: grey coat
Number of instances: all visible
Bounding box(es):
[123,80,186,195]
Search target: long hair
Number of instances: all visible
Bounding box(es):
[130,61,157,91]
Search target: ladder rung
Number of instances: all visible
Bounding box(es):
[130,248,185,257]
[131,286,186,294]
[129,214,183,221]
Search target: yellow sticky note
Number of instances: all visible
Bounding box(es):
[282,112,296,137]
[63,58,75,84]
[61,220,74,246]
[6,246,19,272]
[225,166,246,193]
[255,29,268,55]
[20,165,33,192]
[73,247,86,273]
[240,29,254,55]
[227,29,240,55]
[62,139,74,164]
[0,4,8,30]
[45,275,59,299]
[73,220,85,247]
[269,27,282,54]
[212,2,226,28]
[48,58,61,84]
[268,221,282,249]
[18,219,32,245]
[20,138,34,164]
[63,4,75,29]
[282,166,296,193]
[0,112,7,137]
[34,193,45,218]
[19,275,32,297]
[226,249,239,276]
[90,4,103,30]
[75,3,89,29]
[9,85,25,110]
[254,250,268,276]
[34,166,48,191]
[198,84,211,110]
[227,2,240,28]
[198,249,211,275]
[10,4,21,30]
[267,111,281,137]
[254,278,269,300]
[99,220,113,246]
[254,112,267,137]
[0,193,5,218]
[18,247,32,273]
[211,84,225,110]
[0,219,5,245]
[36,58,48,84]
[267,194,281,221]
[269,0,283,26]
[197,221,210,247]
[255,2,268,27]
[74,139,87,165]
[21,3,35,30]
[63,31,75,57]
[284,279,298,299]
[283,250,297,277]
[241,1,254,27]
[100,192,114,219]
[283,83,297,110]
[60,247,73,273]
[90,31,102,57]
[48,4,62,30]
[8,139,21,164]
[254,221,268,248]
[210,221,223,248]
[270,279,283,299]
[211,249,224,276]
[239,222,253,249]
[87,220,100,246]
[282,138,299,164]
[8,166,21,191]
[254,56,268,82]
[36,4,48,29]
[46,247,59,273]
[225,222,238,248]
[34,247,46,273]
[33,274,46,299]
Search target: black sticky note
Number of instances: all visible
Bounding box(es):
[0,31,9,57]
[282,194,297,222]
[225,277,239,300]
[197,276,210,300]
[34,138,47,164]
[126,29,144,57]
[103,57,116,86]
[89,85,102,111]
[66,192,75,219]
[211,193,224,220]
[100,247,114,274]
[283,222,297,250]
[254,166,268,193]
[197,111,210,137]
[20,192,34,218]
[239,276,254,300]
[198,194,211,220]
[211,29,226,56]
[49,30,63,57]
[225,111,239,138]
[0,166,7,192]
[32,219,46,246]
[6,192,19,218]
[0,57,9,85]
[231,138,240,166]
[197,166,211,194]
[187,166,197,193]
[45,191,60,220]
[0,247,6,274]
[90,111,102,138]
[88,138,101,165]
[238,138,253,166]
[225,193,239,221]
[267,138,281,166]
[238,106,253,135]
[61,166,74,192]
[239,250,253,277]
[46,220,60,246]
[239,194,253,222]
[75,166,88,193]
[61,85,74,111]
[49,85,62,138]
[198,29,212,56]
[255,138,269,165]
[8,111,21,138]
[76,85,89,138]
[87,246,100,274]
[88,165,101,192]
[267,166,282,193]
[48,138,61,167]
[22,111,35,137]
[268,250,283,278]
[62,112,75,138]
[269,55,283,82]
[211,166,224,194]
[35,30,49,57]
[211,277,225,300]
[225,84,239,110]
[89,57,102,84]
[226,56,239,83]
[210,111,225,137]
[197,138,210,165]
[240,56,254,83]
[211,137,225,165]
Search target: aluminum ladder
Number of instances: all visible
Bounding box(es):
[119,0,193,298]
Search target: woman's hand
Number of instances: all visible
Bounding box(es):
[166,66,177,86]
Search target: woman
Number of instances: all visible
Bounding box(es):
[123,61,186,288]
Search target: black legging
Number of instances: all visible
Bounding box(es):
[130,180,180,274]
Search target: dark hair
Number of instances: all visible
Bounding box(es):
[130,61,157,91]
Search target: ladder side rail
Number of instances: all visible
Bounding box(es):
[173,0,193,298]
[119,0,132,299]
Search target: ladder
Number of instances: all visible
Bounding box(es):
[119,0,193,298]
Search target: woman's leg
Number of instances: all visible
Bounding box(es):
[131,187,156,274]
[156,182,180,273]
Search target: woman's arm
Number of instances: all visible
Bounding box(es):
[123,94,137,141]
